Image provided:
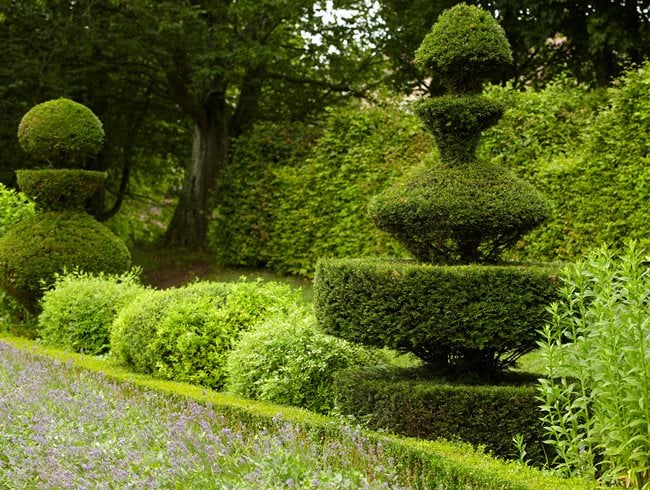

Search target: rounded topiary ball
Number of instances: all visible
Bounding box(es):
[0,211,131,312]
[414,3,513,93]
[17,98,105,167]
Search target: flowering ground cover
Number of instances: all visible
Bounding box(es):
[0,341,406,489]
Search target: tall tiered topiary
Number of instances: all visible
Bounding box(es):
[315,4,555,375]
[0,98,131,313]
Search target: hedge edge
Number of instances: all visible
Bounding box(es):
[0,334,598,489]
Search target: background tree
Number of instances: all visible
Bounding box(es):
[0,0,388,249]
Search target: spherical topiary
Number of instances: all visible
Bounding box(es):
[414,3,513,93]
[17,98,104,167]
[0,211,131,312]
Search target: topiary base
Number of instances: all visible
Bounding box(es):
[333,366,551,464]
[314,258,559,373]
[0,211,131,312]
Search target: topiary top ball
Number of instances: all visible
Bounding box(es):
[414,3,513,94]
[17,98,105,168]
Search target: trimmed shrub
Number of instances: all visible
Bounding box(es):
[334,366,548,464]
[38,269,145,355]
[17,98,104,167]
[315,258,559,372]
[369,159,550,264]
[111,280,301,389]
[209,103,432,276]
[0,211,131,312]
[225,310,381,414]
[414,3,513,93]
[16,169,107,211]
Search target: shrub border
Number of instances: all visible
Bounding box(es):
[0,334,597,489]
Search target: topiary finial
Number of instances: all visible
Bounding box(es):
[17,98,105,168]
[414,3,513,94]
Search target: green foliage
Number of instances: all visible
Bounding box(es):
[16,169,107,211]
[111,280,301,389]
[225,310,379,414]
[414,3,512,94]
[481,66,650,262]
[369,159,550,264]
[334,366,547,463]
[414,95,504,164]
[0,183,34,237]
[315,258,559,372]
[17,98,104,167]
[0,211,131,312]
[538,242,650,487]
[38,269,145,355]
[209,103,432,276]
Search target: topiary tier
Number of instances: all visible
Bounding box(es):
[314,4,553,376]
[0,98,131,313]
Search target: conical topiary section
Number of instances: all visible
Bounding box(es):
[370,3,549,264]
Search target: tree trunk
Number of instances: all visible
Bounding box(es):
[163,97,228,249]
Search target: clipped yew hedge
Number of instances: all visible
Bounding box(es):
[333,366,549,464]
[315,258,559,371]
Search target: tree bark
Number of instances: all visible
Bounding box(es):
[163,95,229,249]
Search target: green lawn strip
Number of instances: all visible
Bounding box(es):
[1,333,598,489]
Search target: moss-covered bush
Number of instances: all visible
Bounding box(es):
[17,98,104,167]
[111,280,301,389]
[0,211,131,312]
[334,366,548,464]
[38,269,145,355]
[316,258,558,372]
[209,104,432,276]
[225,310,381,414]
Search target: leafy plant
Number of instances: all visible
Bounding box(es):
[38,269,145,355]
[111,280,301,389]
[225,309,380,414]
[538,242,650,487]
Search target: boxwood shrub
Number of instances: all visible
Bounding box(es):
[333,366,549,465]
[111,280,301,389]
[315,257,559,372]
[225,310,381,414]
[38,269,145,355]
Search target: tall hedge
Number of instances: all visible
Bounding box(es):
[481,68,650,262]
[208,103,432,276]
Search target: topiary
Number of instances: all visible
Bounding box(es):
[0,99,130,313]
[0,212,131,310]
[315,4,553,375]
[110,280,302,389]
[225,309,382,414]
[17,98,104,168]
[38,269,145,355]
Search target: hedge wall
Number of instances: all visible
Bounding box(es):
[208,102,432,276]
